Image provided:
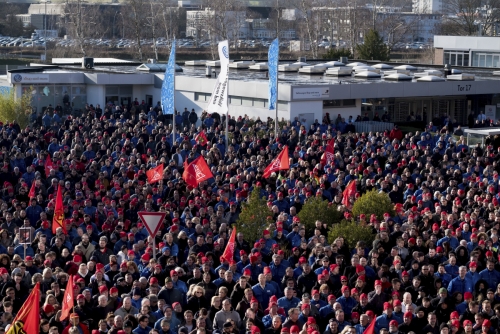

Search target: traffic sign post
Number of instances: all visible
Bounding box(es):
[138,212,167,259]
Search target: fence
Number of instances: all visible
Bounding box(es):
[353,121,394,133]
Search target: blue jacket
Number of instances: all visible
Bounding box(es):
[133,326,152,334]
[277,296,300,313]
[252,283,277,309]
[319,305,334,318]
[270,262,287,282]
[375,314,402,334]
[479,268,500,289]
[243,264,263,282]
[448,276,473,295]
[337,296,357,316]
[26,205,43,227]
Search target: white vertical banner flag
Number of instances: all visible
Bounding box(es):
[207,40,229,114]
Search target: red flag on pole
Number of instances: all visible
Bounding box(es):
[221,227,236,262]
[7,282,40,334]
[146,164,164,184]
[52,185,67,235]
[195,131,209,147]
[182,156,213,188]
[362,317,376,334]
[45,154,54,177]
[60,275,75,321]
[263,146,289,178]
[28,181,36,199]
[342,180,357,207]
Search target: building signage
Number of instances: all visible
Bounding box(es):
[10,74,49,83]
[456,84,472,92]
[485,105,496,120]
[293,87,330,99]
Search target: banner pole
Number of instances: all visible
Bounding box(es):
[225,77,229,149]
[172,38,176,146]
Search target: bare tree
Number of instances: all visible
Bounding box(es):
[64,1,103,56]
[442,0,500,36]
[293,0,321,59]
[127,0,147,61]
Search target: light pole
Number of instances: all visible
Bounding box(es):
[41,0,51,62]
[119,12,124,39]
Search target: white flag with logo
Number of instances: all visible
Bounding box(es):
[207,40,230,114]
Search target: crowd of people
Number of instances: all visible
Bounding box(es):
[0,102,499,334]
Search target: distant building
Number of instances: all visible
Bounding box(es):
[412,0,442,14]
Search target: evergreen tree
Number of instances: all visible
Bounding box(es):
[356,29,390,61]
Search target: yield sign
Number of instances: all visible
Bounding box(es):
[138,212,167,237]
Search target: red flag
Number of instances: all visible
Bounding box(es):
[342,180,357,207]
[28,181,36,199]
[52,185,67,235]
[195,131,209,146]
[146,164,164,184]
[182,156,213,188]
[45,154,54,177]
[7,282,40,334]
[363,317,376,334]
[321,139,335,166]
[60,275,74,321]
[263,146,289,178]
[221,227,236,262]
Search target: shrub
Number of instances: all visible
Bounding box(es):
[297,196,342,233]
[352,189,395,221]
[235,187,272,244]
[322,47,352,60]
[328,219,375,250]
[0,86,33,128]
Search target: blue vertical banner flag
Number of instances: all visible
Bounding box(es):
[268,38,279,110]
[161,39,176,115]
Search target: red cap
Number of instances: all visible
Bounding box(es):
[98,285,108,294]
[384,302,393,310]
[389,320,398,326]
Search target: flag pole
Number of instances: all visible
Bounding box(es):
[225,61,229,149]
[172,37,176,146]
[274,61,278,139]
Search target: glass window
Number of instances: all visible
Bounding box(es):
[343,99,356,106]
[487,55,493,67]
[457,54,463,66]
[72,86,86,95]
[323,100,341,108]
[230,97,241,105]
[119,86,133,95]
[464,54,470,66]
[106,86,119,95]
[242,98,253,107]
[494,55,500,68]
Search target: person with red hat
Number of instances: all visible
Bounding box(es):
[375,302,402,333]
[61,313,90,334]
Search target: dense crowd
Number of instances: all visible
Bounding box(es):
[1,102,500,334]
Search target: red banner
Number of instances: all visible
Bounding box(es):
[221,227,236,262]
[342,180,357,207]
[7,282,40,334]
[60,275,74,321]
[263,146,289,178]
[146,164,164,184]
[52,184,67,235]
[195,131,209,146]
[182,156,213,188]
[321,139,335,166]
[28,181,36,199]
[45,154,54,177]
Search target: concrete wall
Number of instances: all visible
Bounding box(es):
[434,36,500,51]
[435,48,444,65]
[87,85,105,108]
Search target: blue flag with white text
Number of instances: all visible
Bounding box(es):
[161,40,176,115]
[268,38,279,110]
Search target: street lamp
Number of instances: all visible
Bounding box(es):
[40,0,51,62]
